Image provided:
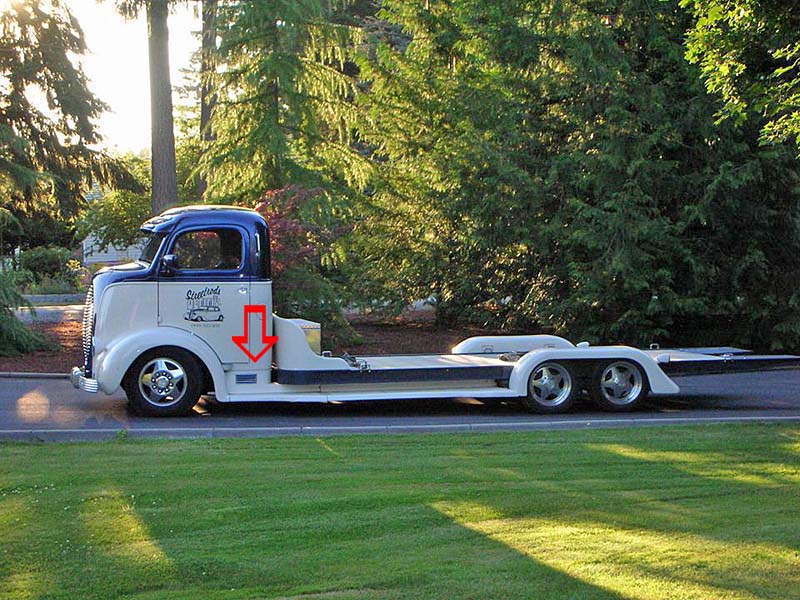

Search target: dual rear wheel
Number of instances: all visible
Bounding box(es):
[523,360,648,413]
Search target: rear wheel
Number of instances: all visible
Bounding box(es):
[123,348,203,417]
[589,360,649,412]
[522,362,575,413]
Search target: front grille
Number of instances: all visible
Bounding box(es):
[82,284,94,376]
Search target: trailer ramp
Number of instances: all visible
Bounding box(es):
[649,347,800,376]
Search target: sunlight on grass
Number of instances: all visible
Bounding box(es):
[79,487,174,579]
[315,437,342,458]
[0,497,53,599]
[0,495,25,536]
[432,501,800,600]
[592,443,800,488]
[1,572,47,600]
[782,440,800,456]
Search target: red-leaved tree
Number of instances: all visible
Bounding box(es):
[249,186,358,348]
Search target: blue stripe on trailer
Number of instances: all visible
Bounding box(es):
[660,355,800,376]
[274,365,514,385]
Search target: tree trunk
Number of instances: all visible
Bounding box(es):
[197,0,217,200]
[147,0,178,214]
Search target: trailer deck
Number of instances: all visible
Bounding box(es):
[274,353,514,385]
[275,346,800,386]
[647,347,800,376]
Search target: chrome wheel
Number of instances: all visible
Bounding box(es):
[599,361,643,406]
[138,358,187,408]
[529,362,573,408]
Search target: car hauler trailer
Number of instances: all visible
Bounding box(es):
[70,206,800,417]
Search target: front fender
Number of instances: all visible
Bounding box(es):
[508,346,680,397]
[94,327,227,397]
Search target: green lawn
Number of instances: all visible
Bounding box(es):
[1,424,799,600]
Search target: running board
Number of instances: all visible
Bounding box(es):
[223,387,521,403]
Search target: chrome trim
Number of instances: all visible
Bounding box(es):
[71,367,99,393]
[81,285,95,376]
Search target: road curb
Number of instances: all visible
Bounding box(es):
[2,414,800,442]
[0,372,69,379]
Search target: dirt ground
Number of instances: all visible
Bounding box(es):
[0,321,84,374]
[0,315,504,374]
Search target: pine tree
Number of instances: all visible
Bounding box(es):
[0,0,121,219]
[352,0,800,350]
[682,0,800,154]
[201,0,368,202]
[0,0,114,355]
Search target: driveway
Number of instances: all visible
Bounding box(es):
[0,369,800,441]
[1,369,799,441]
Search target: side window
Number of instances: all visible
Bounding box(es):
[171,228,243,271]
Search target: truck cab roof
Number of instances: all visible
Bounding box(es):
[141,205,266,234]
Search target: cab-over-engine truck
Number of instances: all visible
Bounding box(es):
[71,206,800,416]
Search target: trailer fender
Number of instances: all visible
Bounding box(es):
[451,334,574,354]
[93,327,227,397]
[507,346,680,397]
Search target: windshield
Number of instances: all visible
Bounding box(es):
[138,232,165,264]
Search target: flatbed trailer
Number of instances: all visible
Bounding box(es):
[650,347,800,376]
[70,206,800,416]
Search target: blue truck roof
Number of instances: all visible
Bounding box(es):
[141,205,267,234]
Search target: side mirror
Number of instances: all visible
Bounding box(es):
[161,254,179,275]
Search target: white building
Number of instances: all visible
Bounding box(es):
[82,234,144,266]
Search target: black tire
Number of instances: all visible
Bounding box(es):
[123,347,204,417]
[589,360,649,412]
[521,361,576,414]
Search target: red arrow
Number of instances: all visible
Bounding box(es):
[232,305,279,362]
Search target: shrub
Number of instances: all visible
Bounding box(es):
[66,259,90,293]
[25,275,78,295]
[14,248,86,294]
[19,246,72,281]
[0,273,53,356]
[5,269,35,291]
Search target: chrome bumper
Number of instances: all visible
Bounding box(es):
[71,367,99,393]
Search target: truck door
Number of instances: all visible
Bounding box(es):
[158,225,251,364]
[249,222,274,367]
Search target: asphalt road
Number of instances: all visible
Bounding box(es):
[1,370,799,441]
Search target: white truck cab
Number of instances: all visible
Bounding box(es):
[71,205,800,416]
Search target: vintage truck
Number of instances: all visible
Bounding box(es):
[71,205,800,416]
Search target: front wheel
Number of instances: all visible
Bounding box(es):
[522,362,576,413]
[589,360,649,412]
[123,348,203,417]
